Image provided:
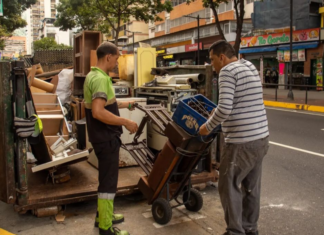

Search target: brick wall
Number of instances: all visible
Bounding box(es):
[33,49,74,72]
[34,49,73,64]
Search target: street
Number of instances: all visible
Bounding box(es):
[1,107,324,235]
[258,107,324,235]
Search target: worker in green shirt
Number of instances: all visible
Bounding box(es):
[84,42,138,235]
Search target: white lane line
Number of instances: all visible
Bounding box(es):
[265,107,324,117]
[270,141,324,158]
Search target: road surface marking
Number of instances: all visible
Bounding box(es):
[270,141,324,158]
[266,107,324,117]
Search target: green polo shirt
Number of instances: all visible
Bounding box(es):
[84,67,122,143]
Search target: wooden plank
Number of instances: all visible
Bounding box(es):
[37,110,62,115]
[31,87,46,93]
[90,50,97,67]
[35,104,61,111]
[34,66,73,78]
[71,102,78,121]
[32,150,89,172]
[41,119,63,136]
[45,135,69,147]
[38,114,64,119]
[33,94,58,104]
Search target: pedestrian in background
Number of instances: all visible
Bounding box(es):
[199,40,269,235]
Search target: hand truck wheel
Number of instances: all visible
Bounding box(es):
[183,188,203,212]
[152,198,172,225]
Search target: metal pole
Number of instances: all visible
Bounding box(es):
[133,32,135,53]
[287,0,294,100]
[197,15,200,65]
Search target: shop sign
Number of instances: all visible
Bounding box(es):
[163,54,174,59]
[241,28,320,48]
[277,49,305,62]
[166,46,185,54]
[156,49,166,54]
[185,43,203,52]
[316,58,323,90]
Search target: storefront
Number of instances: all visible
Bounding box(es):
[239,28,321,87]
[156,43,209,67]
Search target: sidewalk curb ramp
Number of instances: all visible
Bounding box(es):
[264,100,324,113]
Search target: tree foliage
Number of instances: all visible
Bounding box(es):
[33,37,72,50]
[95,0,173,44]
[54,0,103,31]
[0,0,37,49]
[55,0,173,44]
[187,0,245,56]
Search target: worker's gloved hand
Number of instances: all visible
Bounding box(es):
[14,116,37,138]
[124,119,138,134]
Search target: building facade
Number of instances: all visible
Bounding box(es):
[240,0,323,89]
[1,36,26,59]
[106,18,150,51]
[135,0,254,66]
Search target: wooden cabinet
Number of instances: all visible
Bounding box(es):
[73,31,102,96]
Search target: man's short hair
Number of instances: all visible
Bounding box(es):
[209,40,236,59]
[97,42,118,60]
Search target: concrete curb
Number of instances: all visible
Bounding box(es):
[264,100,324,113]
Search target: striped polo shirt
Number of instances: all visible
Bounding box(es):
[206,59,269,143]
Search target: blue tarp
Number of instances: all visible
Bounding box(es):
[277,41,319,50]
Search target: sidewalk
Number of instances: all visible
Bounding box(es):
[263,88,324,112]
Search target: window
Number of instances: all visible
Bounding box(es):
[171,0,186,7]
[166,19,170,34]
[218,0,233,13]
[224,23,230,34]
[205,8,212,23]
[231,22,237,33]
[218,3,226,13]
[226,0,233,11]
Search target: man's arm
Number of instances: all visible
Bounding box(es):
[117,101,135,110]
[199,70,236,135]
[92,98,138,134]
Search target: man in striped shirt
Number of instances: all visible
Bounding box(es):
[199,40,269,235]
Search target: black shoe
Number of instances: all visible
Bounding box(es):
[99,227,130,235]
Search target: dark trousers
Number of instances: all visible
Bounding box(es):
[219,137,269,235]
[92,137,121,193]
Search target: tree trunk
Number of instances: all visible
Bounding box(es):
[233,0,245,56]
[209,0,226,41]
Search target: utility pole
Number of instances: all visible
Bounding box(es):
[287,0,294,100]
[184,14,213,65]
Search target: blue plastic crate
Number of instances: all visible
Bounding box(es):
[172,94,218,135]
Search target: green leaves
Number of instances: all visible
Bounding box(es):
[54,0,101,30]
[0,0,37,50]
[56,0,173,43]
[33,37,72,50]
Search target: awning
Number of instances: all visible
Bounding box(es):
[239,46,278,54]
[277,41,319,50]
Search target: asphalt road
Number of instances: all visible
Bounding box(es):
[258,107,324,235]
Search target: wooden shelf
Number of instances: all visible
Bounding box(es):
[73,30,102,96]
